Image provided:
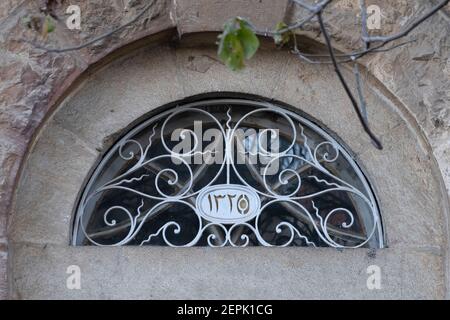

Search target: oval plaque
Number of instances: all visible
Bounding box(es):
[196,184,260,224]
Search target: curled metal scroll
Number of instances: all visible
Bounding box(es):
[73,99,383,248]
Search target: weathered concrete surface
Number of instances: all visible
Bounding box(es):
[54,45,183,151]
[174,0,289,34]
[175,45,289,101]
[0,239,6,298]
[358,122,445,247]
[8,244,444,300]
[0,0,449,299]
[9,121,98,245]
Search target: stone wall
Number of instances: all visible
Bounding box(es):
[0,0,449,299]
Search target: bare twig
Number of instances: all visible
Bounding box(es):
[285,0,448,148]
[359,0,370,50]
[317,11,382,149]
[20,0,449,149]
[354,63,368,122]
[292,39,416,64]
[20,0,156,53]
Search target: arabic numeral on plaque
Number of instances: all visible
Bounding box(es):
[237,194,250,215]
[197,184,260,223]
[207,193,250,216]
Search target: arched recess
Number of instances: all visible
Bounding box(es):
[71,96,385,249]
[7,34,449,299]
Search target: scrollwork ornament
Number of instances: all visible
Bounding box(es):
[75,100,383,248]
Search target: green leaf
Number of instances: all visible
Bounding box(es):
[218,17,260,70]
[273,21,292,47]
[218,32,244,70]
[237,19,259,59]
[42,16,55,38]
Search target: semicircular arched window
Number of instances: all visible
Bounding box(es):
[73,98,384,248]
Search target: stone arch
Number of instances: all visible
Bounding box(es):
[7,32,449,299]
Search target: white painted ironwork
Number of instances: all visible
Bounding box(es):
[73,99,384,248]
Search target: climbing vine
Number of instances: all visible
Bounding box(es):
[21,0,450,149]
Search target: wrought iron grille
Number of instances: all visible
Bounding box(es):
[73,98,384,248]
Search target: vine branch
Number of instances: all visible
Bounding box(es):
[20,0,157,53]
[19,0,450,149]
[317,11,382,149]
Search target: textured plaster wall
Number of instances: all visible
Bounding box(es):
[0,0,449,299]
